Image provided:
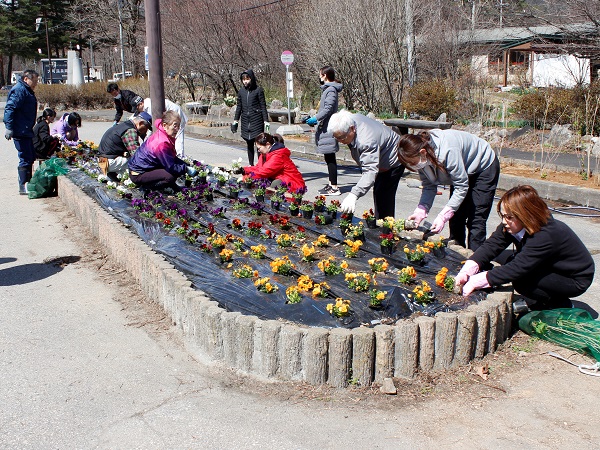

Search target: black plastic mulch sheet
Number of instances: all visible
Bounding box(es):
[67,169,487,329]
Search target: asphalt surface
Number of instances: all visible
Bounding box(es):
[1,113,600,448]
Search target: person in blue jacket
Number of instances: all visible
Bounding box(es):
[3,69,39,195]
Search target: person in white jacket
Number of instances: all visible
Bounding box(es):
[396,129,500,250]
[140,98,188,156]
[328,110,405,219]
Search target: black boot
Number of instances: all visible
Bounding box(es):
[18,166,32,195]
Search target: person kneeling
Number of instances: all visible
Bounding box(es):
[456,185,594,310]
[98,112,151,182]
[128,111,196,192]
[243,132,306,192]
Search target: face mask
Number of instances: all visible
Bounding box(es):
[411,157,428,170]
[114,94,121,100]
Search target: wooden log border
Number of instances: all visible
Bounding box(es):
[59,177,515,387]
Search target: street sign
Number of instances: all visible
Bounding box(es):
[280,50,294,66]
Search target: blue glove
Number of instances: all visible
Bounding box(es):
[306,117,318,126]
[186,166,198,177]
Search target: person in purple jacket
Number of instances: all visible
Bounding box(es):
[457,185,594,310]
[51,112,82,148]
[128,111,196,192]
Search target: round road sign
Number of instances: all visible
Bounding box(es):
[281,50,294,66]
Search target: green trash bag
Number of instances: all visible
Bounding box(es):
[519,308,600,362]
[27,158,70,199]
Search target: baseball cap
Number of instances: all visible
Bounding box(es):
[136,111,153,130]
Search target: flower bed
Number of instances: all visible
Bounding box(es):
[63,145,486,329]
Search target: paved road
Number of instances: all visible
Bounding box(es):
[1,119,599,448]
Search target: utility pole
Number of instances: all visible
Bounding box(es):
[405,0,416,87]
[145,0,165,119]
[117,0,127,80]
[37,11,53,84]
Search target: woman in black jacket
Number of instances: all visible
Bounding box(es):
[32,108,59,159]
[231,69,269,165]
[456,185,594,309]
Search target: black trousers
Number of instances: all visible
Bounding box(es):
[449,157,500,250]
[323,152,338,185]
[130,169,179,191]
[244,138,256,166]
[513,269,591,309]
[373,165,405,219]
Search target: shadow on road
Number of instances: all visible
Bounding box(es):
[0,255,81,286]
[0,257,17,265]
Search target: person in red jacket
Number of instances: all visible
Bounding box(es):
[243,132,305,192]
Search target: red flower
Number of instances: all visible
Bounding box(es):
[155,212,165,220]
[297,225,306,232]
[164,218,171,226]
[208,223,215,234]
[181,219,189,230]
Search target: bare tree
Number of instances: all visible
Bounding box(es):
[70,0,146,76]
[161,0,296,101]
[295,0,405,114]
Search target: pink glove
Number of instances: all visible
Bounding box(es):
[455,260,480,287]
[429,206,455,234]
[408,205,428,226]
[462,271,490,296]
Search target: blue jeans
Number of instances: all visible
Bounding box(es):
[13,137,36,168]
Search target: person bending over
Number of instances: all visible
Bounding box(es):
[33,108,59,160]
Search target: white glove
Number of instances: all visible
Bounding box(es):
[429,206,455,234]
[455,259,480,287]
[408,204,428,227]
[340,193,358,214]
[112,121,118,127]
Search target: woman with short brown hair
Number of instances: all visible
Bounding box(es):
[456,185,594,310]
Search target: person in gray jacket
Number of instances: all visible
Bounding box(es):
[306,66,343,196]
[328,110,405,218]
[397,129,500,250]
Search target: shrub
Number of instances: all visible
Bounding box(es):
[36,79,151,110]
[511,87,575,129]
[402,80,457,120]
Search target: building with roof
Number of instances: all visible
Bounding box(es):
[459,23,600,88]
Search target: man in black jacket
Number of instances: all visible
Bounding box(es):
[107,83,143,126]
[98,112,151,180]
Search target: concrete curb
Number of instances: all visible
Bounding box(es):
[59,176,514,387]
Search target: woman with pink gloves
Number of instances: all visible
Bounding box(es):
[397,129,499,250]
[455,185,594,309]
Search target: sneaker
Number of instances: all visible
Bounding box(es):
[318,185,341,196]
